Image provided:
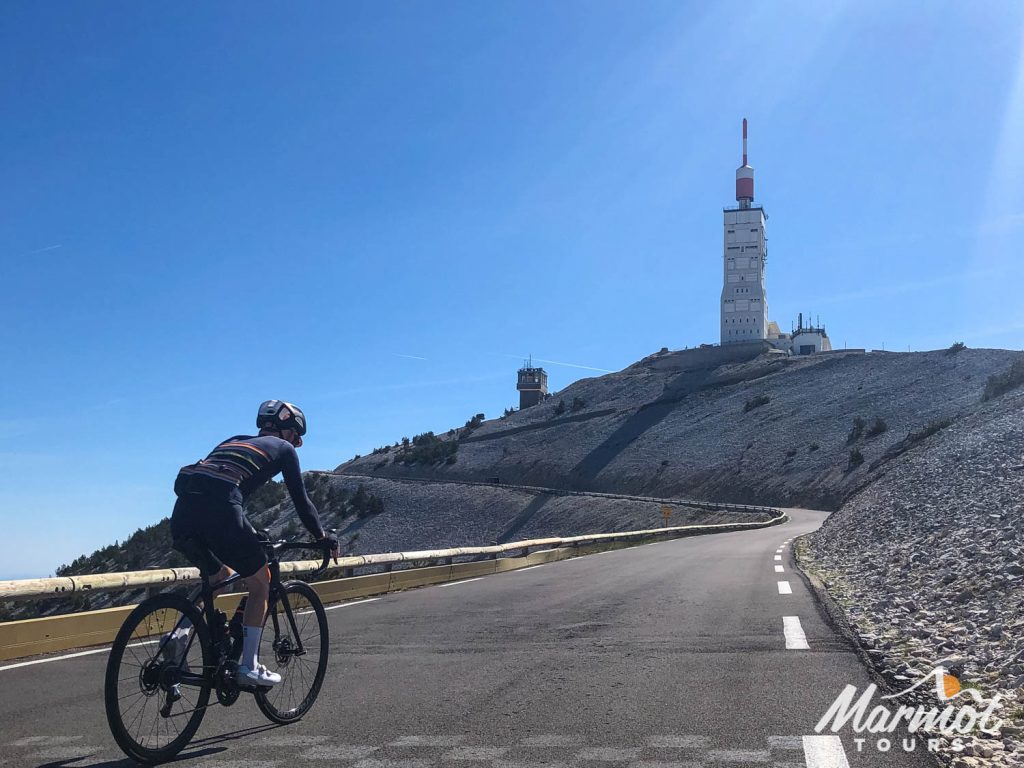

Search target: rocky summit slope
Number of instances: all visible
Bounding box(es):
[341,345,1021,511]
[806,382,1024,768]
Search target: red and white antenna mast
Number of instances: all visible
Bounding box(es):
[735,118,754,208]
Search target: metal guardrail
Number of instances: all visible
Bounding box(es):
[0,504,784,602]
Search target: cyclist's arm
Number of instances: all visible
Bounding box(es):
[280,445,326,540]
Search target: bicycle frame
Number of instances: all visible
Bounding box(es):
[154,540,330,693]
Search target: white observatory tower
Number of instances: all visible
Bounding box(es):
[721,118,769,344]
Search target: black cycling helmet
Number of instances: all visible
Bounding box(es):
[256,400,307,436]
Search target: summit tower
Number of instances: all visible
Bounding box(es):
[721,118,769,344]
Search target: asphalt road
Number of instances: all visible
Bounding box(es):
[0,509,938,768]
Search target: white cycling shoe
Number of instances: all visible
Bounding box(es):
[236,663,282,687]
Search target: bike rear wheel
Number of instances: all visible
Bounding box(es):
[254,580,329,723]
[104,593,213,764]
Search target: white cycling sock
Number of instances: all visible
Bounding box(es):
[241,625,262,670]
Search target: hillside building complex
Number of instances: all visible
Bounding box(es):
[720,119,831,356]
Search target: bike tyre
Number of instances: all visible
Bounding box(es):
[104,593,213,764]
[254,580,329,724]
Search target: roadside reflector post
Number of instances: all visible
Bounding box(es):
[661,505,672,527]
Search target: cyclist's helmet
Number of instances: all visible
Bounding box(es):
[256,400,307,436]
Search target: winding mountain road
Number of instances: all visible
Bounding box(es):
[0,509,935,768]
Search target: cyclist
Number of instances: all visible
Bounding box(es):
[169,400,339,687]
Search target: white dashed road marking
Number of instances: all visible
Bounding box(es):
[444,747,510,760]
[802,735,851,768]
[515,565,549,573]
[768,735,803,749]
[388,736,467,747]
[520,735,586,747]
[438,578,484,588]
[783,616,809,649]
[777,581,793,595]
[644,735,712,748]
[774,555,782,561]
[774,565,784,573]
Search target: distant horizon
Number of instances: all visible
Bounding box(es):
[3,1,1023,579]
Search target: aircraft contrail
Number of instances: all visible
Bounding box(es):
[392,353,428,361]
[503,354,613,373]
[18,244,62,258]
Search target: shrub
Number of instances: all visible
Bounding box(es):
[744,394,770,413]
[570,396,586,412]
[907,418,952,444]
[503,406,517,418]
[866,417,888,437]
[946,341,967,355]
[847,417,867,444]
[808,443,820,452]
[366,495,385,516]
[349,484,369,516]
[553,399,567,416]
[983,358,1024,401]
[394,431,458,465]
[785,448,797,458]
[848,448,864,468]
[460,413,485,438]
[350,487,385,518]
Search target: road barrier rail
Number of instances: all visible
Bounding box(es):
[0,504,786,662]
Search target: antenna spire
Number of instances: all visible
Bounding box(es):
[735,117,754,205]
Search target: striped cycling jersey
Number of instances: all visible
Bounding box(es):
[177,434,323,538]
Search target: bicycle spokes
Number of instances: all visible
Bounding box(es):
[255,582,329,723]
[109,603,209,756]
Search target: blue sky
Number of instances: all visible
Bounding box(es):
[2,2,1022,579]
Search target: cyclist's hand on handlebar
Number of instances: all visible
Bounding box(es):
[318,533,340,563]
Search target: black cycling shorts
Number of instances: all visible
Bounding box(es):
[170,478,267,578]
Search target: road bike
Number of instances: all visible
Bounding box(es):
[104,534,333,764]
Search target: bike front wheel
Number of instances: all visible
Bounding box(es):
[254,580,329,724]
[104,593,213,764]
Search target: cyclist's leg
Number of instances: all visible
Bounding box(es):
[196,493,277,684]
[239,565,273,677]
